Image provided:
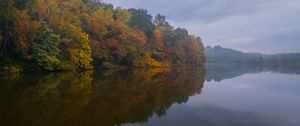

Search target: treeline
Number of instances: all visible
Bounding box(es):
[205,46,264,64]
[205,46,300,65]
[0,0,206,72]
[263,53,300,65]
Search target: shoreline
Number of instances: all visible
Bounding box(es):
[0,65,206,75]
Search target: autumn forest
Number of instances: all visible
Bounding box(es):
[0,0,206,72]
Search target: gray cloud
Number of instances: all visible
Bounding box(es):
[103,0,300,54]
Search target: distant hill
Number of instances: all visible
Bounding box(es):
[205,46,300,64]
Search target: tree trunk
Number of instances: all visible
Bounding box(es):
[0,21,9,59]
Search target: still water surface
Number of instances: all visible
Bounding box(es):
[0,65,299,126]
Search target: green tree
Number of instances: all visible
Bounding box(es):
[128,9,155,41]
[32,24,62,71]
[154,14,170,27]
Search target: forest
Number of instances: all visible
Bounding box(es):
[0,0,206,73]
[205,46,300,65]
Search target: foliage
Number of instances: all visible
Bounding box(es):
[0,58,23,73]
[0,0,206,72]
[64,25,93,70]
[31,24,62,71]
[205,46,300,65]
[128,8,155,40]
[154,14,170,27]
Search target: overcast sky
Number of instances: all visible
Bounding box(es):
[103,0,300,54]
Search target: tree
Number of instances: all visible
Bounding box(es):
[0,0,14,59]
[130,29,147,45]
[63,25,93,70]
[0,1,206,71]
[113,7,131,23]
[154,14,170,27]
[151,28,165,61]
[86,8,114,40]
[82,0,103,13]
[11,9,40,60]
[32,24,62,71]
[128,9,155,41]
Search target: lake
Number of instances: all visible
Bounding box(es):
[0,64,299,126]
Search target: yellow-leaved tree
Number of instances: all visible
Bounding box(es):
[64,25,93,70]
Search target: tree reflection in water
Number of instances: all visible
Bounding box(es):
[205,64,300,82]
[0,68,206,126]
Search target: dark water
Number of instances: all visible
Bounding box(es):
[0,65,299,126]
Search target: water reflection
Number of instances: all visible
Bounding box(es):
[206,64,300,82]
[0,68,206,126]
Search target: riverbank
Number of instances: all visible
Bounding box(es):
[0,64,206,75]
